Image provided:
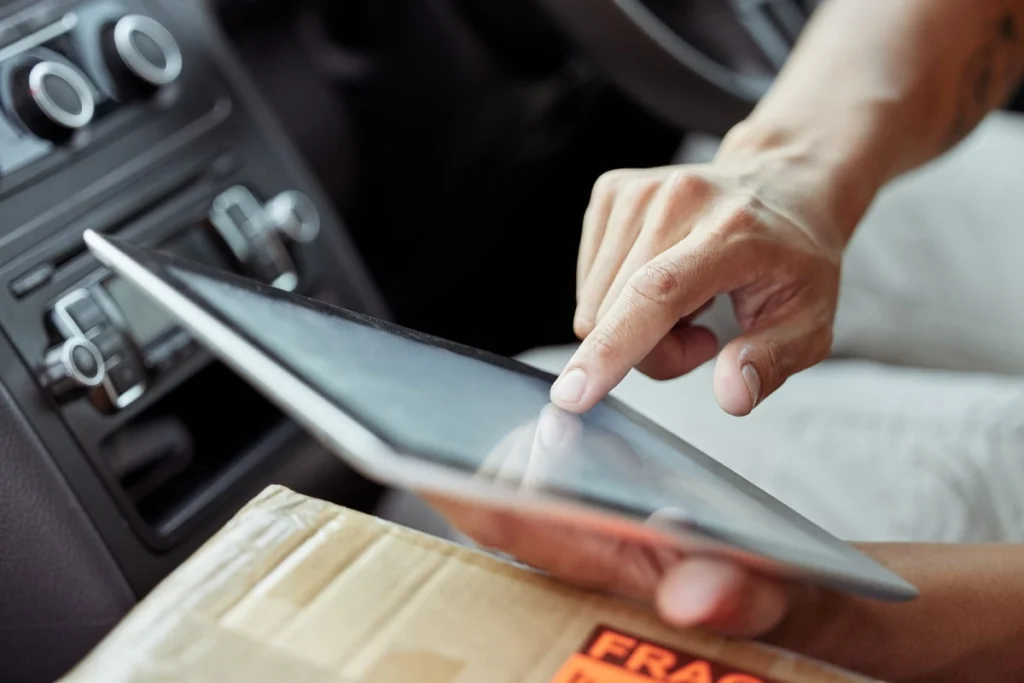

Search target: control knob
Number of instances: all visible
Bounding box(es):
[38,337,106,403]
[9,60,95,142]
[266,190,321,244]
[101,14,182,99]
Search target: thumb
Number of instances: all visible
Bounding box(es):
[656,558,794,638]
[713,314,833,416]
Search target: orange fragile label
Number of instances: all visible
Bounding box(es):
[549,626,774,683]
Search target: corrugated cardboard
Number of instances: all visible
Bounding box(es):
[62,486,881,683]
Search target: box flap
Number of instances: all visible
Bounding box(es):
[62,486,884,683]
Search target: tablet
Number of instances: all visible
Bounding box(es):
[84,229,917,602]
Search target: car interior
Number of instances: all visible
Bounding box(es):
[2,1,1023,681]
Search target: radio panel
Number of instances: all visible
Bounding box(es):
[0,0,195,182]
[0,12,393,675]
[34,184,321,414]
[0,1,390,677]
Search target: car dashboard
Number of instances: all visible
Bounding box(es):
[0,1,390,680]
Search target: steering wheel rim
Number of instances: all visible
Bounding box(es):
[535,0,803,135]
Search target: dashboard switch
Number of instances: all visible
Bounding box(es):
[107,359,143,395]
[38,337,105,403]
[209,186,301,291]
[50,289,108,339]
[266,190,321,244]
[64,295,106,334]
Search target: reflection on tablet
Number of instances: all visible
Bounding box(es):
[175,265,833,558]
[82,228,920,601]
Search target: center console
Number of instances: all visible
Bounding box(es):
[0,2,389,677]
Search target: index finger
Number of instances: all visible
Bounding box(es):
[551,240,739,413]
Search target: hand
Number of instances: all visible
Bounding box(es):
[437,495,803,638]
[551,150,849,416]
[427,405,807,639]
[425,406,990,682]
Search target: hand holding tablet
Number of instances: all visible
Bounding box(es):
[83,229,917,609]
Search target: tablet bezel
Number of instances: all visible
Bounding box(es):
[84,229,918,602]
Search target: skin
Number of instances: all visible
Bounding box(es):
[431,1,1024,679]
[433,496,1024,683]
[430,406,1024,681]
[550,0,1024,418]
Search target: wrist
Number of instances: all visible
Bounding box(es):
[713,118,888,249]
[766,543,1024,682]
[761,578,890,679]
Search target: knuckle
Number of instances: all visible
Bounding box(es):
[716,203,763,242]
[664,170,712,201]
[621,177,660,205]
[592,170,625,198]
[629,261,682,306]
[586,328,619,363]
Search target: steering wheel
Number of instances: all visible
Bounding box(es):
[535,0,820,135]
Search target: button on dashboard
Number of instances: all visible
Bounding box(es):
[208,186,301,291]
[92,327,125,362]
[37,336,105,404]
[63,294,106,333]
[70,342,99,377]
[107,360,142,394]
[51,289,107,339]
[9,263,55,298]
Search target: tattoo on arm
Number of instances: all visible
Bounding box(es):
[947,7,1024,147]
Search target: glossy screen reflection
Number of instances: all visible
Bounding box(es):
[169,264,834,560]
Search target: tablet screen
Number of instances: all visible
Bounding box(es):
[165,260,835,562]
[86,233,916,600]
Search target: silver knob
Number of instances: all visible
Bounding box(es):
[107,14,182,94]
[38,337,105,403]
[265,191,321,244]
[12,60,95,142]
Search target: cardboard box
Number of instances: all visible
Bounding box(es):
[62,486,881,683]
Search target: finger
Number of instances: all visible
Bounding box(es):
[594,171,712,325]
[635,325,719,381]
[522,404,583,488]
[577,175,620,297]
[553,240,744,413]
[476,421,538,482]
[713,312,833,416]
[426,496,673,602]
[656,558,793,638]
[424,496,514,551]
[574,179,660,338]
[579,169,670,299]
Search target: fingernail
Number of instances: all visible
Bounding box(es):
[741,364,761,407]
[551,368,587,406]
[538,414,565,450]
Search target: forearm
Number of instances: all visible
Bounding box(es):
[715,0,1024,244]
[768,544,1024,682]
